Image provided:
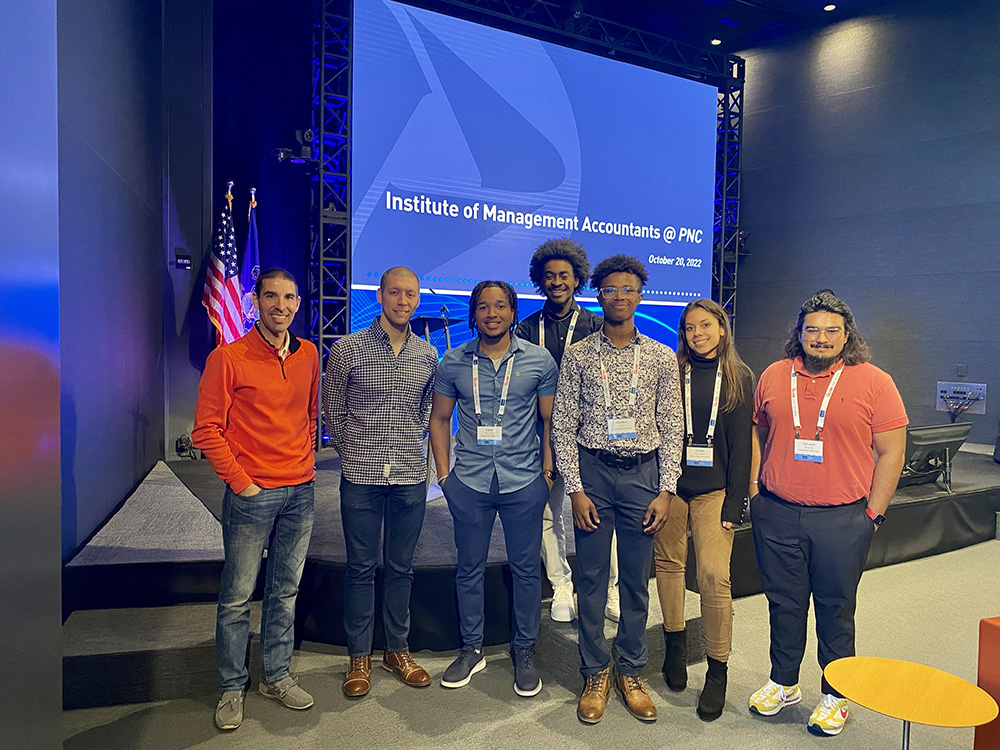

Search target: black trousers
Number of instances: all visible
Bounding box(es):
[750,489,874,695]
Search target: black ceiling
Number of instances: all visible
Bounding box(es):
[538,0,882,54]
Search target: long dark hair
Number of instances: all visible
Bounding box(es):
[676,298,752,412]
[783,289,871,365]
[468,280,519,334]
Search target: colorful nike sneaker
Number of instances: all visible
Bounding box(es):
[808,693,849,736]
[748,679,802,716]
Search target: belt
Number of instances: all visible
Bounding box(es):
[581,445,657,470]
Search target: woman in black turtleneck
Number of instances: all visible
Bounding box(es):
[653,299,754,721]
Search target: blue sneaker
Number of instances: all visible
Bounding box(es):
[441,646,486,688]
[513,646,542,697]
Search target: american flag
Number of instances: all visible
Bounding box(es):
[202,198,244,345]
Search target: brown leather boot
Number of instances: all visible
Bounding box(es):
[343,655,371,697]
[577,667,611,724]
[616,673,657,722]
[382,650,431,687]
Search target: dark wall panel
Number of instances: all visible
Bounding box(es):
[737,0,1000,444]
[59,0,165,558]
[0,2,63,743]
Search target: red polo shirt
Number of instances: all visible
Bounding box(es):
[754,357,908,506]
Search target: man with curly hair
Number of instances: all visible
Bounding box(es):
[516,239,604,623]
[552,254,683,724]
[747,290,907,737]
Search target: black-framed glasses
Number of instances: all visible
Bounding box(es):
[597,286,640,298]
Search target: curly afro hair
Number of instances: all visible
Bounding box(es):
[590,254,649,290]
[527,238,591,294]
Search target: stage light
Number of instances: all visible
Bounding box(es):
[824,4,836,10]
[710,38,722,46]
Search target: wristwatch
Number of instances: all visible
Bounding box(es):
[543,469,557,480]
[865,507,885,527]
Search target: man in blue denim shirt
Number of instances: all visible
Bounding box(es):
[429,280,558,697]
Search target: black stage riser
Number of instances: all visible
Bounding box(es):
[686,486,1000,598]
[63,487,1000,651]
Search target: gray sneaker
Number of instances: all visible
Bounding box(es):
[259,675,314,709]
[215,689,245,730]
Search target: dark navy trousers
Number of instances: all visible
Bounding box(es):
[574,449,660,678]
[750,489,875,695]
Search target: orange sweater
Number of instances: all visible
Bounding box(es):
[192,327,319,493]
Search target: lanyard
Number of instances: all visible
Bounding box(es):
[539,309,579,352]
[684,365,723,444]
[597,336,641,414]
[472,351,514,426]
[791,362,845,440]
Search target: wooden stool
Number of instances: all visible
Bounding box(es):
[825,656,997,749]
[976,617,1000,749]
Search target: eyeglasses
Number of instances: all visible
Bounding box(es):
[802,326,844,340]
[597,286,641,299]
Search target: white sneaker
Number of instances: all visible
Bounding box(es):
[550,584,576,622]
[605,585,620,622]
[808,693,849,736]
[748,679,802,716]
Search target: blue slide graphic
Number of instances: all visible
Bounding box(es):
[351,0,718,343]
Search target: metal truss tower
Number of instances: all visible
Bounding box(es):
[715,61,745,327]
[309,0,351,386]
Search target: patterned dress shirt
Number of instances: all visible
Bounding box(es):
[551,327,684,494]
[323,318,438,485]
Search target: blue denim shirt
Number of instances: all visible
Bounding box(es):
[435,335,558,493]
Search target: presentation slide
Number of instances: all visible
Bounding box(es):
[351,0,718,345]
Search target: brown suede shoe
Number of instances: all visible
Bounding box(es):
[382,650,431,687]
[577,668,612,724]
[616,673,657,722]
[343,655,371,697]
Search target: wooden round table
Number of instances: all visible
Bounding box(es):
[824,656,998,748]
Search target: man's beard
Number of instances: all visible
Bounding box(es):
[803,350,843,373]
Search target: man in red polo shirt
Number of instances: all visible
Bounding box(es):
[193,268,319,731]
[747,290,907,737]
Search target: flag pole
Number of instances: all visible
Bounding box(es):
[249,187,257,221]
[226,180,234,213]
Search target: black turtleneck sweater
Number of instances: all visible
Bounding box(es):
[676,351,754,524]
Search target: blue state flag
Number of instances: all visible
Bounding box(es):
[239,193,261,332]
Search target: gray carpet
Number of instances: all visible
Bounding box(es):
[67,462,224,565]
[63,540,1000,749]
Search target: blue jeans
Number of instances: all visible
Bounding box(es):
[442,472,548,652]
[216,481,315,691]
[574,450,659,678]
[340,477,427,656]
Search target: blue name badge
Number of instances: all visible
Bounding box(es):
[607,417,637,441]
[793,438,823,463]
[686,445,714,467]
[477,425,502,446]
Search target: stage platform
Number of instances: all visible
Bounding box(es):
[64,448,1000,652]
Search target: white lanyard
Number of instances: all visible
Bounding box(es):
[598,336,641,415]
[539,309,579,352]
[791,362,845,440]
[685,365,723,444]
[472,351,514,426]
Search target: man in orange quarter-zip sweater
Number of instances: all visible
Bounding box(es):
[192,268,319,732]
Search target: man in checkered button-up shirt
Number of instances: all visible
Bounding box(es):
[323,266,438,697]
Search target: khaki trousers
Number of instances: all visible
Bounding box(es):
[653,489,734,661]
